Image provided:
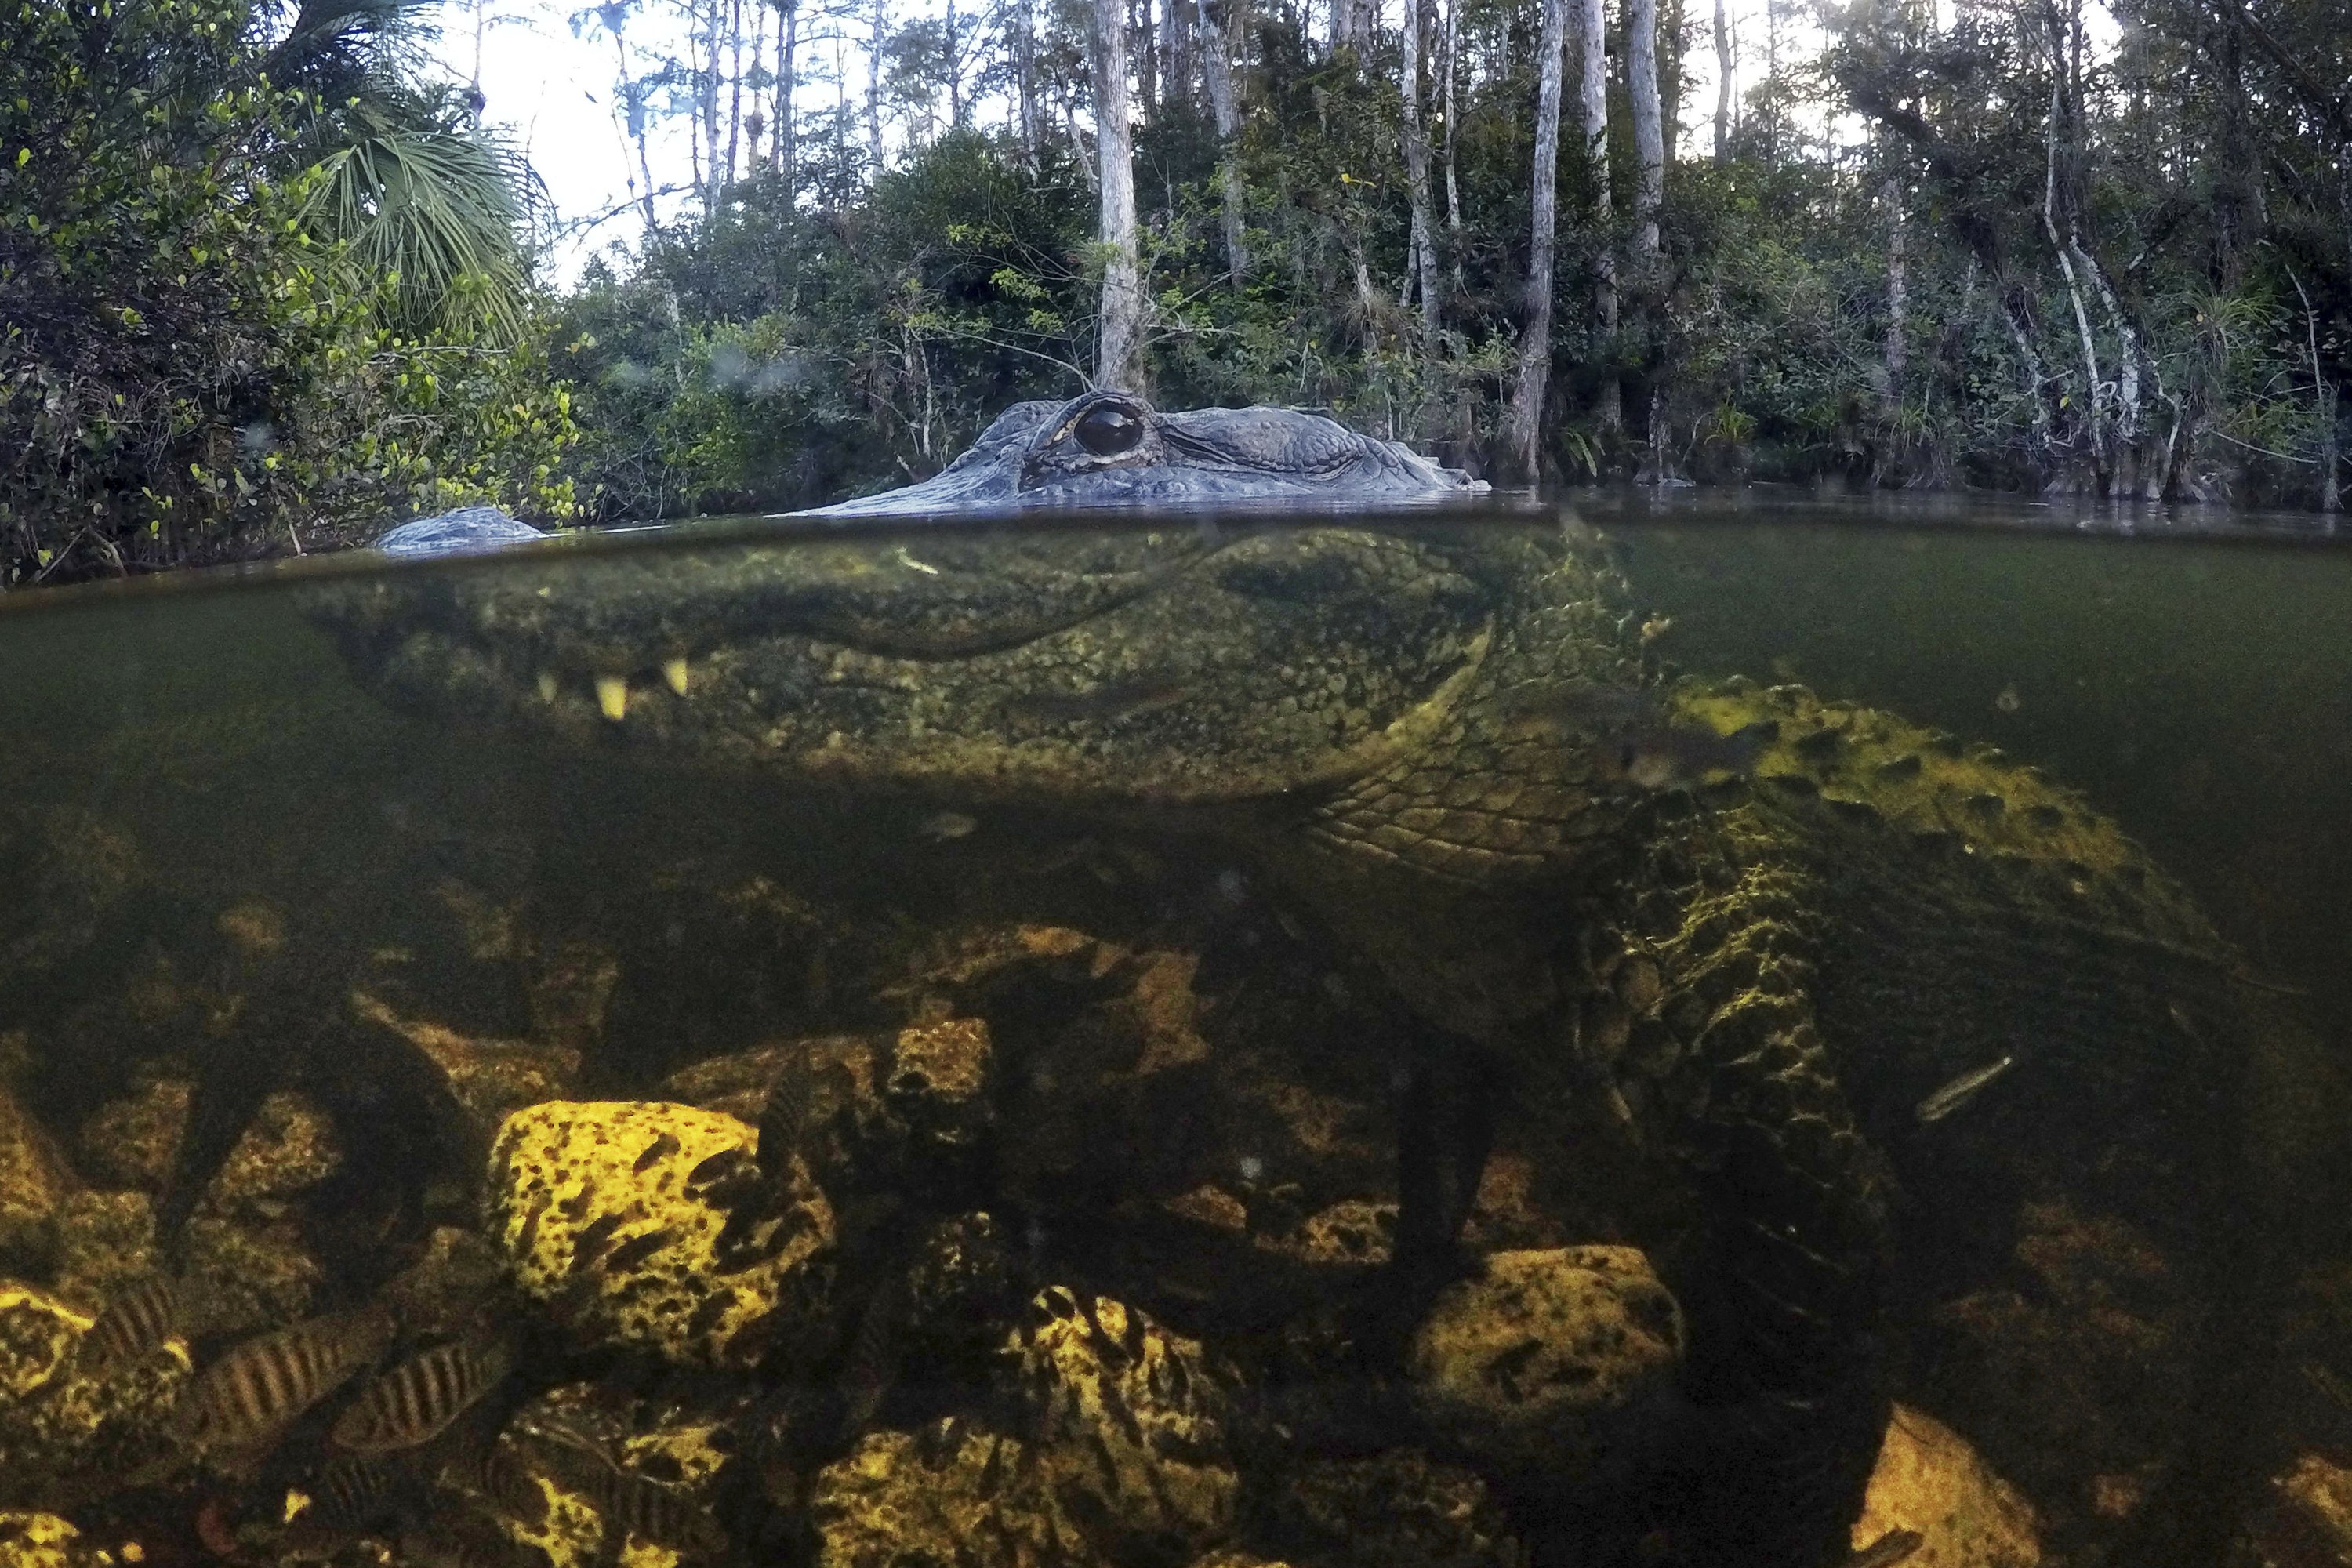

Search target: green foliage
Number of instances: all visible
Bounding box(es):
[0,0,574,583]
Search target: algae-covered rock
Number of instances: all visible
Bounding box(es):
[1007,1285,1239,1559]
[0,1281,189,1504]
[811,1417,1083,1568]
[0,1085,76,1272]
[0,1512,108,1568]
[1850,1404,2042,1568]
[1406,1245,1683,1477]
[495,1381,739,1568]
[2245,1454,2352,1567]
[1271,1450,1524,1568]
[486,1101,832,1367]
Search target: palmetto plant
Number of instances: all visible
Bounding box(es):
[264,0,543,344]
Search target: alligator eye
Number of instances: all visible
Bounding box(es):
[1073,405,1145,457]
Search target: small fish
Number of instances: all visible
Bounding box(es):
[571,1212,627,1269]
[307,1452,417,1530]
[181,1304,396,1453]
[435,1419,551,1527]
[1915,1054,2016,1124]
[400,1515,547,1568]
[1845,1527,1926,1568]
[77,1276,192,1374]
[837,1278,903,1439]
[600,1227,680,1275]
[513,1423,725,1556]
[917,811,978,842]
[1505,684,1776,791]
[332,1336,514,1454]
[631,1131,682,1174]
[1004,673,1189,726]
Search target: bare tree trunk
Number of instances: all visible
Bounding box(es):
[1882,173,1905,419]
[1508,0,1568,477]
[608,22,660,238]
[1094,0,1148,388]
[703,0,724,212]
[1332,0,1370,58]
[2289,269,2341,515]
[1014,0,1040,167]
[1399,0,1441,348]
[2042,19,2107,488]
[1168,0,1198,114]
[746,12,764,166]
[777,0,798,187]
[1576,0,1620,433]
[1442,0,1462,240]
[947,0,967,125]
[866,0,886,176]
[1711,0,1731,162]
[1134,0,1157,121]
[725,0,744,188]
[1628,0,1661,258]
[1202,0,1250,281]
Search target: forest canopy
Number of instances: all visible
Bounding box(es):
[2,0,2344,580]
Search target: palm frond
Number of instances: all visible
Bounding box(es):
[303,119,537,343]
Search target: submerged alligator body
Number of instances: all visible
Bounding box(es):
[292,415,2314,1563]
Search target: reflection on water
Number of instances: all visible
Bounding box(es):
[0,499,2347,1568]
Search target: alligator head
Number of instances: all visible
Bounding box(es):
[795,390,1486,513]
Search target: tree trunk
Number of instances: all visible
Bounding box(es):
[1882,172,1905,419]
[1628,0,1661,258]
[1399,0,1441,347]
[1442,0,1462,240]
[1507,0,1569,477]
[777,0,798,187]
[1168,0,1198,114]
[703,0,724,212]
[1576,0,1620,433]
[1711,0,1731,162]
[866,0,886,176]
[1094,0,1148,389]
[1134,0,1157,122]
[724,0,744,189]
[947,0,966,125]
[1202,0,1249,281]
[1014,0,1040,167]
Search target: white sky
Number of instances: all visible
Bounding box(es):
[424,0,2107,291]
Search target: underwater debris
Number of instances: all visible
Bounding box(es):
[1994,684,2022,715]
[1504,684,1776,791]
[332,1336,514,1454]
[1915,1056,2016,1124]
[916,812,978,843]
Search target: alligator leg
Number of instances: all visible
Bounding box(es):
[1381,1024,1500,1358]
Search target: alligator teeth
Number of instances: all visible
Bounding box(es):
[536,672,559,705]
[661,656,689,697]
[595,674,629,721]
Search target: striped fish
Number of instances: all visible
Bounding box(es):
[512,1422,726,1556]
[307,1452,419,1531]
[332,1337,513,1454]
[180,1304,396,1453]
[76,1276,187,1374]
[435,1422,551,1529]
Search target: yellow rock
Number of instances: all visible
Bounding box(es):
[486,1101,831,1368]
[812,1419,1075,1568]
[0,1512,106,1568]
[0,1083,76,1261]
[1851,1404,2042,1568]
[2245,1453,2352,1566]
[1406,1246,1684,1476]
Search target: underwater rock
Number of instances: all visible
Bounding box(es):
[884,1017,994,1163]
[486,1101,832,1368]
[0,1281,189,1503]
[351,993,583,1132]
[493,1382,738,1568]
[1850,1405,2042,1568]
[75,1079,341,1219]
[661,1034,888,1130]
[1405,1245,1684,1478]
[811,1417,1080,1568]
[0,1512,109,1568]
[1007,1286,1240,1559]
[0,1083,76,1272]
[1271,1450,1525,1568]
[1919,1199,2195,1528]
[900,1211,1021,1356]
[2245,1454,2352,1567]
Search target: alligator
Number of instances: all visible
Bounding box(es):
[278,407,2325,1564]
[794,390,1486,511]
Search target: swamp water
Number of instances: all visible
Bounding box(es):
[0,499,2347,1568]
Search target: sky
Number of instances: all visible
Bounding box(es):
[422,0,2052,292]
